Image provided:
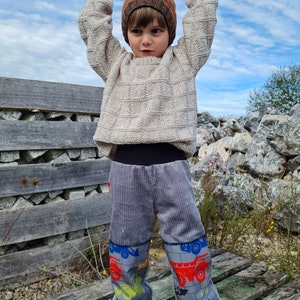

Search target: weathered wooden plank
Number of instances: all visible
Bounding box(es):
[215,263,289,300]
[263,278,300,300]
[0,231,109,289]
[152,276,175,300]
[44,260,298,300]
[0,77,103,114]
[209,247,224,257]
[45,281,114,300]
[0,159,110,197]
[0,193,111,246]
[46,256,172,300]
[212,252,252,283]
[150,257,291,300]
[0,120,97,151]
[45,249,241,300]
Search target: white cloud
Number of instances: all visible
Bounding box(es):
[34,1,56,11]
[0,0,299,117]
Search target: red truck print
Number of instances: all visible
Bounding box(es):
[109,255,122,281]
[170,253,209,287]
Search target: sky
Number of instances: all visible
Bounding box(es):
[0,1,299,118]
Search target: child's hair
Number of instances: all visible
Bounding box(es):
[128,7,167,30]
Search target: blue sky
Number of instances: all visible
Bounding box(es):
[0,0,299,117]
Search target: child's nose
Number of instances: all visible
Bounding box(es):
[142,34,151,45]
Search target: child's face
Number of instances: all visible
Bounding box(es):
[127,18,169,58]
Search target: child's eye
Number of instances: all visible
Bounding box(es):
[130,29,141,34]
[152,28,162,34]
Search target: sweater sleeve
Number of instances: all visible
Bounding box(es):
[177,0,218,75]
[78,0,123,81]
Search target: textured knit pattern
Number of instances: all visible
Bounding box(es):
[78,0,218,158]
[122,0,177,46]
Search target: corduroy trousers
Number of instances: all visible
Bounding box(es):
[108,160,220,300]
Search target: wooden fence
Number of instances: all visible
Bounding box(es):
[0,77,111,289]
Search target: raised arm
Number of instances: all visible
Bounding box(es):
[78,0,123,81]
[177,0,218,75]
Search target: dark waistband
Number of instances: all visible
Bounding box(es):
[113,143,186,166]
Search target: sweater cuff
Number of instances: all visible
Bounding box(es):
[186,0,218,9]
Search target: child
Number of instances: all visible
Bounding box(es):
[78,0,219,299]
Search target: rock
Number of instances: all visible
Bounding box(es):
[191,153,226,202]
[22,150,47,163]
[4,291,13,300]
[76,114,92,122]
[22,112,46,121]
[228,132,252,153]
[267,116,300,156]
[226,152,245,173]
[216,117,245,138]
[196,126,216,148]
[245,137,286,178]
[12,197,33,209]
[0,110,22,120]
[0,197,17,210]
[193,104,300,233]
[51,153,71,164]
[267,179,300,233]
[66,149,81,160]
[287,155,300,172]
[64,189,85,200]
[197,112,219,127]
[275,201,300,233]
[290,103,300,117]
[80,148,97,160]
[44,150,64,161]
[45,112,72,120]
[29,192,48,205]
[0,151,20,163]
[243,111,260,134]
[198,137,232,162]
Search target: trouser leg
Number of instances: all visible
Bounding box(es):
[164,237,220,300]
[108,162,154,299]
[109,240,152,300]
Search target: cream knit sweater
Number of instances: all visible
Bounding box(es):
[78,0,218,158]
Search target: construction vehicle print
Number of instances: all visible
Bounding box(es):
[170,253,209,287]
[114,275,145,300]
[109,242,139,259]
[180,238,207,255]
[109,255,122,281]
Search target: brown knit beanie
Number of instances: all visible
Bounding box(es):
[122,0,176,46]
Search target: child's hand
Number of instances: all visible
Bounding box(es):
[87,0,112,15]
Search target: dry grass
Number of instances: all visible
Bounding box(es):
[198,168,300,280]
